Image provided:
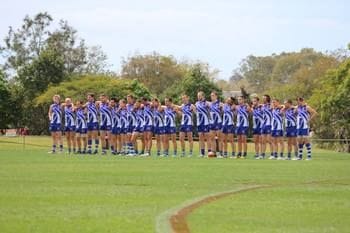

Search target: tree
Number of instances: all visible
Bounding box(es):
[0,69,12,128]
[309,59,350,152]
[121,52,186,96]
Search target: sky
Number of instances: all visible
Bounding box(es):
[0,0,349,79]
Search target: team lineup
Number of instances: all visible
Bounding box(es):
[48,91,317,160]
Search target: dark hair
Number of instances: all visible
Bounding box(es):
[165,97,173,102]
[263,94,271,103]
[286,99,293,104]
[152,98,159,102]
[142,97,149,101]
[253,96,260,101]
[120,99,126,104]
[297,97,304,102]
[87,93,95,98]
[127,94,134,99]
[110,97,118,102]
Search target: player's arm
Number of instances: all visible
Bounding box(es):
[307,105,318,120]
[191,104,196,113]
[48,105,53,121]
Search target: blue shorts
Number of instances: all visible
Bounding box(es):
[100,125,111,131]
[65,126,76,132]
[261,125,271,134]
[297,128,309,136]
[236,126,248,135]
[286,127,297,137]
[197,125,210,133]
[111,127,120,135]
[143,125,153,132]
[120,127,128,134]
[76,128,87,134]
[222,125,235,134]
[154,126,165,135]
[128,125,136,133]
[210,123,222,131]
[272,130,283,137]
[252,127,262,135]
[49,123,61,132]
[133,126,144,133]
[87,122,99,131]
[165,126,176,134]
[180,125,193,133]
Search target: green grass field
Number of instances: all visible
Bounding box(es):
[0,136,349,233]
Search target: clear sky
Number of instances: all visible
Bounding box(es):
[1,0,349,79]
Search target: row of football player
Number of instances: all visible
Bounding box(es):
[48,92,317,159]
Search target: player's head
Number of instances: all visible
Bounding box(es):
[134,99,142,108]
[141,97,148,104]
[284,99,293,108]
[87,93,95,102]
[296,97,304,106]
[152,98,160,107]
[119,99,126,108]
[272,98,280,107]
[237,95,245,105]
[99,94,108,102]
[65,97,72,105]
[263,94,271,104]
[197,91,205,101]
[210,91,218,101]
[181,94,189,104]
[75,100,83,108]
[109,97,118,107]
[252,96,260,106]
[225,97,233,105]
[165,97,172,106]
[127,94,134,104]
[52,94,60,104]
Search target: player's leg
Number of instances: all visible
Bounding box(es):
[253,134,259,158]
[304,136,312,160]
[179,131,186,156]
[278,136,284,159]
[57,130,63,153]
[187,131,193,157]
[76,132,81,153]
[100,130,107,154]
[71,131,76,153]
[155,133,161,156]
[163,133,169,156]
[92,129,99,154]
[198,132,205,157]
[171,132,177,156]
[222,132,228,157]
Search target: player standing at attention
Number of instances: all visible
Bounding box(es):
[97,94,112,155]
[85,93,99,154]
[126,95,137,155]
[141,97,153,156]
[152,98,166,156]
[209,91,223,157]
[196,91,211,157]
[48,94,63,153]
[282,99,298,160]
[163,98,177,157]
[119,99,129,155]
[75,100,87,154]
[131,99,144,155]
[177,94,195,157]
[109,97,119,155]
[296,97,317,160]
[221,97,236,158]
[62,98,76,154]
[234,96,250,158]
[261,95,273,159]
[270,98,284,160]
[251,96,264,159]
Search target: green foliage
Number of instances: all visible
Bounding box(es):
[0,70,12,128]
[121,52,186,96]
[309,59,350,152]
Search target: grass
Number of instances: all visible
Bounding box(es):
[0,136,349,233]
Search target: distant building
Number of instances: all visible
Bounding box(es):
[222,90,241,98]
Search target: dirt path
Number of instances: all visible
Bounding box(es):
[169,185,270,233]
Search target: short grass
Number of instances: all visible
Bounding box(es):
[0,136,349,233]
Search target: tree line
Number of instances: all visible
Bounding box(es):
[0,12,349,152]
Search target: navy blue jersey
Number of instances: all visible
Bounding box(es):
[64,105,75,127]
[50,103,62,124]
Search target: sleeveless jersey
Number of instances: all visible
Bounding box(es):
[222,104,234,126]
[64,105,75,127]
[272,107,283,131]
[153,108,165,128]
[262,104,272,127]
[76,108,87,129]
[50,103,62,124]
[99,102,112,127]
[297,105,309,130]
[195,101,210,126]
[165,106,176,128]
[236,105,249,128]
[252,105,263,129]
[87,102,98,124]
[285,107,297,128]
[181,103,193,126]
[209,100,222,125]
